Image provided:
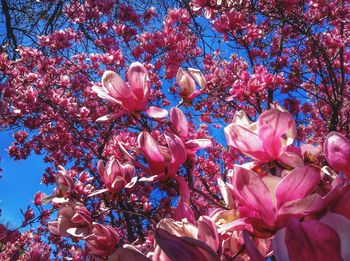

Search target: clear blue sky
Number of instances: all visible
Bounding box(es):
[0,131,52,228]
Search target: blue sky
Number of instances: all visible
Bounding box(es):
[0,131,52,228]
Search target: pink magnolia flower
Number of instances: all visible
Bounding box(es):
[93,62,168,120]
[97,158,137,194]
[176,67,205,102]
[48,203,92,238]
[224,108,299,165]
[170,107,212,154]
[152,217,219,261]
[137,131,187,178]
[84,223,119,257]
[55,166,75,196]
[324,131,350,178]
[221,165,322,233]
[93,62,150,112]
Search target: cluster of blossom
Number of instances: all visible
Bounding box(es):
[0,0,349,259]
[17,62,346,260]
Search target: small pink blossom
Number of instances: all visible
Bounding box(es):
[84,223,119,256]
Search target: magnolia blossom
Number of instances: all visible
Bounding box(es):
[324,132,350,177]
[97,158,137,194]
[136,131,187,178]
[84,223,119,257]
[48,203,92,238]
[151,218,219,261]
[224,108,301,166]
[220,165,322,233]
[170,107,212,154]
[176,67,206,102]
[93,62,150,112]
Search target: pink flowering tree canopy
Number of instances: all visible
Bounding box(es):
[0,0,349,260]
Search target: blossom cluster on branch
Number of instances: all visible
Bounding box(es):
[0,0,349,260]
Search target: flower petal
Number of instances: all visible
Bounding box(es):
[127,62,149,101]
[154,228,219,261]
[285,218,342,261]
[138,131,165,174]
[232,165,276,226]
[224,124,270,162]
[324,132,350,177]
[258,109,295,159]
[185,139,212,154]
[243,231,265,261]
[144,106,168,119]
[321,212,350,260]
[188,68,206,89]
[170,107,188,138]
[275,166,320,209]
[197,216,220,252]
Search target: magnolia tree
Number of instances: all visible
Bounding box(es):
[0,0,349,260]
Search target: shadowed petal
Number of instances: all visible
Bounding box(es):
[154,228,219,261]
[243,231,265,261]
[285,219,342,261]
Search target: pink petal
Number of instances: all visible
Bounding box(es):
[197,216,220,252]
[218,217,254,234]
[139,175,159,182]
[165,133,187,175]
[96,111,126,122]
[217,178,236,209]
[258,109,295,160]
[48,221,60,236]
[224,124,270,162]
[154,228,219,261]
[92,85,120,104]
[321,212,350,260]
[188,68,206,89]
[277,193,323,217]
[118,141,150,175]
[127,62,149,101]
[125,177,138,189]
[185,139,212,155]
[324,132,350,177]
[88,188,109,197]
[66,227,90,238]
[278,151,304,168]
[275,166,321,209]
[170,107,188,138]
[144,106,168,119]
[285,219,342,261]
[138,131,165,174]
[186,89,201,100]
[108,245,150,261]
[232,165,276,226]
[173,201,195,224]
[174,176,190,204]
[102,70,131,99]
